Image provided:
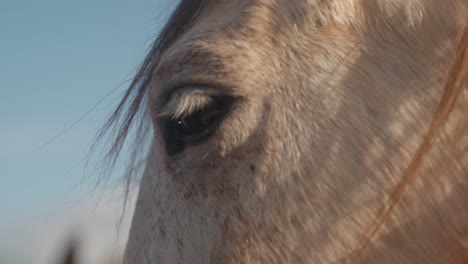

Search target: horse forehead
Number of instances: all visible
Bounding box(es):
[176,0,316,41]
[196,0,453,31]
[168,0,416,52]
[154,0,295,85]
[158,0,331,70]
[155,0,456,83]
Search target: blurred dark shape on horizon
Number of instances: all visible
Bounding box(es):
[58,236,78,264]
[57,235,122,264]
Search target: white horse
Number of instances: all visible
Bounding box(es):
[99,0,468,263]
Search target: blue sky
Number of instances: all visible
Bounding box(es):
[0,0,176,224]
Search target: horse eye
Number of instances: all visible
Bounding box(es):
[175,102,222,138]
[163,96,233,152]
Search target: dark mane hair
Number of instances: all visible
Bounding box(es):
[92,0,211,181]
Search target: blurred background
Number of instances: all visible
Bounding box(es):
[0,1,177,263]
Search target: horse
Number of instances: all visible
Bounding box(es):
[98,0,468,263]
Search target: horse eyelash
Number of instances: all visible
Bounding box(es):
[157,90,215,120]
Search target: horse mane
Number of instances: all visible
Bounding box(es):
[92,0,210,180]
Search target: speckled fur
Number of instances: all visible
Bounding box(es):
[123,1,468,263]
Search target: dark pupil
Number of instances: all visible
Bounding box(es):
[176,104,220,136]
